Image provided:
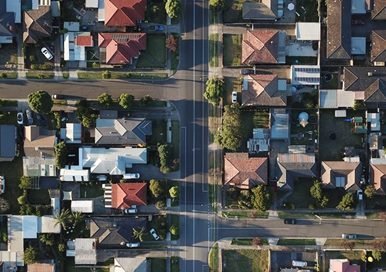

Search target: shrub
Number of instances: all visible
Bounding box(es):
[169,225,179,236]
[156,200,166,209]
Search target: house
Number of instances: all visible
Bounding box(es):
[104,0,146,27]
[319,89,356,109]
[370,162,386,195]
[0,2,15,44]
[276,153,317,189]
[60,123,82,144]
[371,30,386,65]
[28,262,55,272]
[242,1,277,21]
[295,23,321,41]
[329,259,360,272]
[89,217,146,248]
[24,126,56,158]
[71,199,94,213]
[5,0,21,24]
[23,6,52,43]
[95,118,152,145]
[86,0,99,8]
[73,238,97,265]
[64,32,93,62]
[271,110,289,140]
[59,169,90,182]
[98,32,146,65]
[242,74,287,107]
[106,182,147,208]
[224,153,268,189]
[113,257,147,272]
[290,65,320,86]
[241,29,286,65]
[371,0,386,20]
[0,125,16,162]
[321,161,361,191]
[326,0,351,60]
[343,67,386,106]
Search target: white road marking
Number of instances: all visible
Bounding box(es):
[182,126,187,272]
[192,1,197,270]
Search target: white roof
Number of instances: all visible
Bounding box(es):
[63,22,80,32]
[367,112,380,132]
[98,0,105,21]
[71,200,94,213]
[22,216,38,239]
[114,257,147,272]
[66,123,82,143]
[6,0,21,23]
[75,238,97,265]
[64,32,87,61]
[86,0,99,8]
[60,168,90,181]
[319,89,355,109]
[295,22,320,40]
[40,216,61,233]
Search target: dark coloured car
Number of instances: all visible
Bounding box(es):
[148,25,165,32]
[284,218,297,224]
[342,233,357,239]
[240,69,255,75]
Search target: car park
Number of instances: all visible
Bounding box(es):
[342,233,357,239]
[17,112,24,125]
[283,218,297,224]
[150,228,160,240]
[25,109,33,125]
[126,242,140,248]
[231,91,237,103]
[41,47,53,60]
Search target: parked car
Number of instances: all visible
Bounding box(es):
[25,109,33,125]
[52,94,65,99]
[283,218,297,224]
[240,69,255,75]
[149,228,160,241]
[231,91,237,103]
[123,173,140,179]
[292,260,307,268]
[96,175,108,182]
[0,176,5,194]
[17,112,24,125]
[41,47,54,60]
[126,242,140,248]
[123,207,138,214]
[357,189,363,201]
[342,233,357,239]
[148,25,165,32]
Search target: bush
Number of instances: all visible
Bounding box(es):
[17,191,27,205]
[165,0,181,18]
[19,176,32,190]
[156,200,166,209]
[54,141,67,168]
[118,93,134,109]
[169,186,179,199]
[373,250,383,261]
[337,193,355,211]
[140,95,153,106]
[169,225,179,236]
[97,92,114,107]
[251,185,270,211]
[158,144,172,174]
[102,70,111,79]
[204,78,223,105]
[24,246,37,264]
[150,179,164,198]
[28,90,53,114]
[58,243,66,253]
[365,185,376,199]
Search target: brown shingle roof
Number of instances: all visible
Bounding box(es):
[23,6,52,44]
[242,74,286,107]
[321,161,361,191]
[372,0,386,20]
[28,263,55,272]
[371,30,386,62]
[24,126,56,158]
[370,163,386,194]
[242,29,279,64]
[224,153,268,189]
[326,0,351,59]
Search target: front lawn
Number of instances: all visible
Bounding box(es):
[148,258,167,272]
[0,158,23,214]
[136,34,167,68]
[223,77,242,105]
[209,243,219,272]
[282,178,313,209]
[26,71,55,79]
[223,34,242,67]
[80,183,104,198]
[222,249,269,272]
[277,239,316,246]
[170,257,180,272]
[209,34,220,68]
[366,195,386,209]
[222,210,268,219]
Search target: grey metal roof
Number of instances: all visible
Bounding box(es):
[0,125,15,159]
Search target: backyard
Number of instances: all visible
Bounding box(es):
[80,183,104,198]
[136,34,167,68]
[319,110,364,161]
[0,158,23,214]
[290,109,318,146]
[223,34,242,67]
[222,249,269,272]
[322,250,364,272]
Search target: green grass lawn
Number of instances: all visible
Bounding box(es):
[323,188,346,208]
[231,238,268,246]
[0,71,17,79]
[320,72,340,89]
[149,258,167,272]
[80,183,104,198]
[149,119,167,145]
[209,34,220,68]
[277,239,316,246]
[209,243,219,272]
[325,250,364,265]
[253,110,270,128]
[137,34,167,68]
[0,158,23,214]
[77,71,168,80]
[170,257,180,272]
[223,0,245,23]
[366,195,386,209]
[223,34,242,67]
[284,178,313,209]
[222,249,269,272]
[319,110,364,161]
[171,120,180,164]
[222,210,268,218]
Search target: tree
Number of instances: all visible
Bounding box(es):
[373,250,383,261]
[70,211,84,226]
[169,186,179,199]
[209,0,224,9]
[132,227,145,242]
[54,141,67,169]
[204,78,223,106]
[166,35,178,52]
[17,191,27,205]
[0,197,9,213]
[28,90,53,114]
[140,95,153,105]
[353,100,365,111]
[251,185,270,211]
[58,243,66,253]
[320,195,329,208]
[165,0,181,19]
[39,233,54,246]
[215,104,242,151]
[158,144,172,173]
[118,93,134,109]
[19,176,32,190]
[80,113,97,128]
[310,180,323,201]
[149,179,164,198]
[97,92,113,107]
[54,209,71,230]
[169,225,179,236]
[336,192,355,211]
[24,246,37,264]
[365,185,376,199]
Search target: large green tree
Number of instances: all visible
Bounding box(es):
[54,141,67,168]
[251,185,270,211]
[28,90,53,114]
[204,78,223,105]
[54,209,71,230]
[24,246,37,264]
[215,104,242,151]
[132,227,145,242]
[165,0,181,18]
[158,144,172,173]
[169,186,179,199]
[19,176,32,190]
[364,185,376,199]
[97,92,114,107]
[118,93,135,109]
[336,192,355,211]
[149,179,164,198]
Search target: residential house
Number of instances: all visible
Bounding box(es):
[224,153,268,189]
[371,0,386,20]
[370,161,386,195]
[89,217,146,248]
[63,22,93,66]
[5,0,21,24]
[371,30,386,65]
[28,262,55,272]
[23,6,52,43]
[98,32,146,65]
[71,199,94,213]
[113,257,147,272]
[276,153,317,189]
[95,118,152,145]
[321,161,361,191]
[242,74,287,107]
[319,89,356,109]
[105,182,147,208]
[60,123,82,144]
[0,125,16,162]
[59,169,90,182]
[329,259,360,272]
[68,238,97,265]
[0,1,16,44]
[242,1,278,21]
[247,128,270,154]
[104,0,146,27]
[241,29,286,65]
[295,23,321,41]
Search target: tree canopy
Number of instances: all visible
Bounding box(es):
[28,90,53,114]
[158,144,172,173]
[149,179,164,198]
[54,141,67,169]
[215,104,242,151]
[209,0,224,9]
[251,185,270,211]
[24,246,37,264]
[19,176,32,190]
[118,93,135,109]
[97,93,114,107]
[309,180,329,208]
[204,78,223,105]
[336,192,355,211]
[364,185,375,199]
[169,186,179,199]
[165,0,181,19]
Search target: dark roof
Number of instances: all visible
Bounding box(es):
[242,74,287,107]
[23,6,52,44]
[0,12,14,39]
[371,30,386,62]
[95,118,152,145]
[242,1,277,20]
[372,0,386,20]
[0,125,15,160]
[326,0,351,59]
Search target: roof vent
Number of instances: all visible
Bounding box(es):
[368,72,373,77]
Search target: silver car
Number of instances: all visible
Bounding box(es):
[41,47,53,60]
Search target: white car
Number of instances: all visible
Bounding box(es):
[41,47,53,60]
[17,112,23,125]
[96,175,107,182]
[123,207,138,214]
[357,189,363,201]
[126,242,140,248]
[149,228,160,241]
[231,91,237,103]
[123,173,140,179]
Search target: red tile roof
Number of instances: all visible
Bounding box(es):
[105,0,146,27]
[98,32,146,65]
[242,29,279,64]
[75,35,94,47]
[111,182,147,208]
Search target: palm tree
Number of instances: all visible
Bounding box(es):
[54,209,71,230]
[70,211,84,226]
[132,227,145,242]
[39,233,53,246]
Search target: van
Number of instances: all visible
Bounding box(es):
[292,260,307,267]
